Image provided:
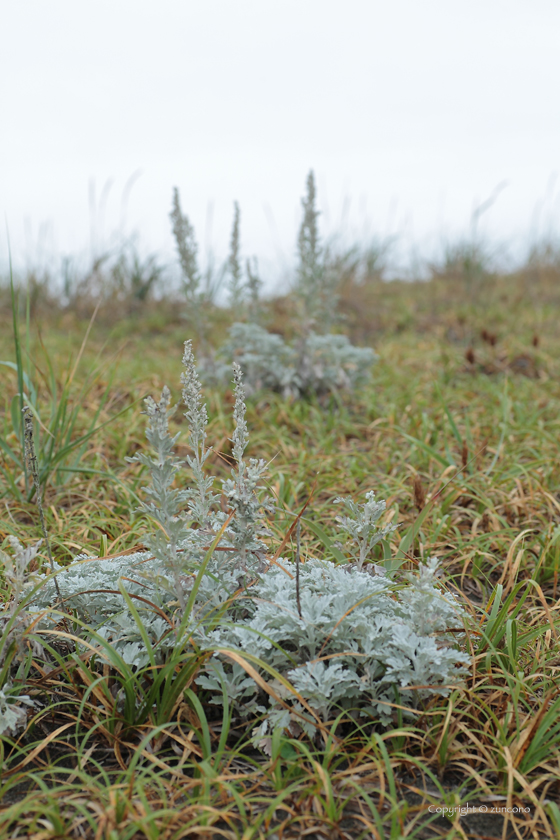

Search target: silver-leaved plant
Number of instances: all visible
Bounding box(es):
[20,344,469,737]
[209,322,377,399]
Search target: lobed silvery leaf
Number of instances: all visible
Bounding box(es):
[334,490,398,569]
[0,685,35,736]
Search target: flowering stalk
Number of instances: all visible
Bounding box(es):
[22,407,62,604]
[181,340,219,527]
[127,387,192,610]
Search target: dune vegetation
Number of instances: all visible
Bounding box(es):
[1,176,560,838]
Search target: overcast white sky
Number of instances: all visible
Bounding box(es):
[1,0,560,283]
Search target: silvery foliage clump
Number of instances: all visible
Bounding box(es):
[0,537,42,619]
[0,537,44,662]
[295,332,377,396]
[22,345,468,737]
[31,342,272,666]
[335,491,398,570]
[0,537,43,735]
[202,171,376,399]
[211,323,296,396]
[209,322,377,399]
[200,555,469,744]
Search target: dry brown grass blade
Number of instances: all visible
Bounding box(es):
[214,648,333,740]
[497,528,533,586]
[112,740,129,773]
[543,491,560,515]
[166,727,202,760]
[270,478,318,569]
[79,544,148,561]
[2,722,75,777]
[454,721,495,767]
[511,689,554,770]
[529,582,560,643]
[73,666,115,714]
[65,744,98,784]
[28,644,100,685]
[431,693,455,761]
[50,587,175,628]
[135,748,197,780]
[67,300,101,387]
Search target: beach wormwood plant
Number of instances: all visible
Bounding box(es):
[203,170,377,398]
[210,322,377,399]
[7,342,470,742]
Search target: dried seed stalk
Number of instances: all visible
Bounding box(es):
[22,407,62,604]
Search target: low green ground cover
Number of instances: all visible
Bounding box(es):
[0,269,559,838]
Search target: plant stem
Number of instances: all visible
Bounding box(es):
[22,407,63,604]
[296,517,302,620]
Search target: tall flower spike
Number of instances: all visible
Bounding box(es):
[228,202,243,315]
[220,361,271,571]
[246,257,262,323]
[170,187,200,300]
[181,340,217,525]
[181,340,208,457]
[22,407,63,605]
[231,362,248,471]
[127,386,194,610]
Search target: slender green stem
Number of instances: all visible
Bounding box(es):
[22,406,62,604]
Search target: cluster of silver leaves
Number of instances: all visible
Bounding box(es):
[207,322,377,399]
[4,345,469,743]
[334,491,398,570]
[0,537,43,734]
[201,556,469,745]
